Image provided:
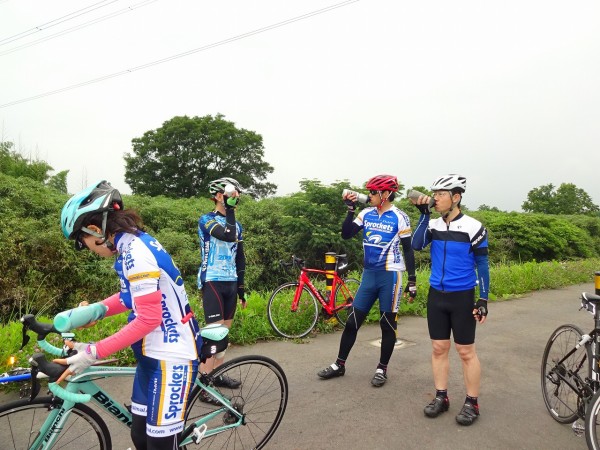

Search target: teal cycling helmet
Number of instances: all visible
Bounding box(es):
[208,177,243,197]
[61,180,123,249]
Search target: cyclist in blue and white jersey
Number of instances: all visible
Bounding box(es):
[318,174,417,387]
[57,180,201,450]
[410,174,489,426]
[197,177,246,391]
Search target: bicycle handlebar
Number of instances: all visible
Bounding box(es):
[48,382,91,403]
[37,338,66,356]
[279,255,305,272]
[279,254,349,274]
[19,315,80,402]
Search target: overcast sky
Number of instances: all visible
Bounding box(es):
[1,0,599,212]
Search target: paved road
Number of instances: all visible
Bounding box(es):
[2,283,596,449]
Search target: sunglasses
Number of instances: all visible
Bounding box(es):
[369,190,380,195]
[74,232,89,251]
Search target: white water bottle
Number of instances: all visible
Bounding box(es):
[224,184,237,196]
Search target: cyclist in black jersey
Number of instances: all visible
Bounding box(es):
[317,174,417,387]
[410,174,489,426]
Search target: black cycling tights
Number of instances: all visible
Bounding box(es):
[379,311,398,366]
[131,414,181,450]
[337,307,368,361]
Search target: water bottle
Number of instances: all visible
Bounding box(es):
[53,303,108,332]
[224,184,237,196]
[407,190,436,213]
[342,189,369,204]
[224,184,239,207]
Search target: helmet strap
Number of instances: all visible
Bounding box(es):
[375,191,384,210]
[80,211,115,250]
[441,195,461,222]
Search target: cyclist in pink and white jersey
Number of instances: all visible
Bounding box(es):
[56,180,201,450]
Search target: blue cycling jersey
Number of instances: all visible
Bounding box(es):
[197,211,243,289]
[353,206,412,271]
[412,212,489,296]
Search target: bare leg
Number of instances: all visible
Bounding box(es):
[431,339,451,390]
[455,343,480,397]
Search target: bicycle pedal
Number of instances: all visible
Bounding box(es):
[572,420,584,437]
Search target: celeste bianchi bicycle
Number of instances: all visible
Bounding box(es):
[0,314,288,449]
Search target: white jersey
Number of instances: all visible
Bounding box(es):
[114,232,199,361]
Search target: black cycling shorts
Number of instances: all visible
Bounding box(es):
[426,286,476,345]
[201,281,237,323]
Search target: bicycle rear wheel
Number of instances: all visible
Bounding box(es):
[0,396,111,449]
[541,324,591,423]
[334,277,360,326]
[183,355,288,450]
[267,282,319,338]
[586,389,600,450]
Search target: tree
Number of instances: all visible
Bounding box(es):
[522,183,599,215]
[124,114,277,198]
[478,204,501,212]
[47,170,69,194]
[0,140,53,183]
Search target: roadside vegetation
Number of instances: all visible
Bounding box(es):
[1,140,600,374]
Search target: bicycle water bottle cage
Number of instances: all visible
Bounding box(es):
[192,424,208,444]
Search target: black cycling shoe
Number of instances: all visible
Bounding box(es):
[317,364,345,379]
[198,389,222,406]
[424,396,449,418]
[213,374,242,389]
[456,403,479,426]
[370,369,387,387]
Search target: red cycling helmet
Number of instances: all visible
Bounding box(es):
[365,174,399,192]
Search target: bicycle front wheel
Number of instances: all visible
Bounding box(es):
[183,355,288,450]
[541,324,590,423]
[0,396,111,450]
[267,282,319,338]
[334,277,360,326]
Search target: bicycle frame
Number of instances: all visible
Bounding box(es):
[292,268,350,314]
[548,297,600,410]
[30,366,244,449]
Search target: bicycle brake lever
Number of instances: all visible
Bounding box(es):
[21,322,31,350]
[29,365,41,401]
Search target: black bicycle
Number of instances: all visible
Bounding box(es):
[541,290,600,438]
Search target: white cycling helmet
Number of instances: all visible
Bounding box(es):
[430,174,466,193]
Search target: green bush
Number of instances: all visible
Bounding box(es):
[2,173,600,324]
[2,258,598,375]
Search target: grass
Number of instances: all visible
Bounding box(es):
[1,258,599,376]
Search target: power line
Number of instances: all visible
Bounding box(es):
[0,0,359,109]
[0,0,159,57]
[0,0,122,46]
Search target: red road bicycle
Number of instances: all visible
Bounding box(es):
[267,255,360,339]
